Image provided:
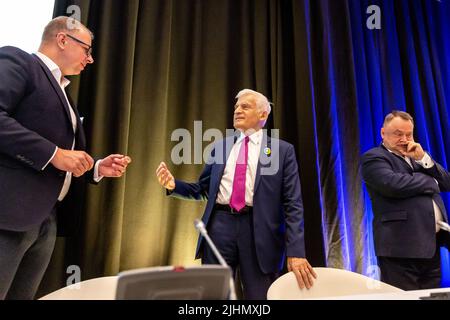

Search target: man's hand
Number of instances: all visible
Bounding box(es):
[401,141,425,160]
[156,162,175,190]
[98,154,132,177]
[51,148,94,177]
[287,257,317,289]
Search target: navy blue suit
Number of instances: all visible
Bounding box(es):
[0,46,87,231]
[170,133,305,298]
[0,46,88,299]
[361,144,450,289]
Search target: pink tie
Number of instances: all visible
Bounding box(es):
[230,136,249,212]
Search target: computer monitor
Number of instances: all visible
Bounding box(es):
[115,265,231,300]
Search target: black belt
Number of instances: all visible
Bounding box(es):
[214,204,253,214]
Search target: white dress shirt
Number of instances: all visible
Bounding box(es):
[216,129,263,206]
[408,153,443,232]
[35,52,102,201]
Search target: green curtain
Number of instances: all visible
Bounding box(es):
[38,0,341,296]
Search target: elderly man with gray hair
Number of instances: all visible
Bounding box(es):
[157,89,315,299]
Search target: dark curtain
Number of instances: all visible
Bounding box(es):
[348,0,450,285]
[38,0,450,296]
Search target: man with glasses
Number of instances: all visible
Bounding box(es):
[0,16,131,299]
[361,110,450,290]
[64,33,93,58]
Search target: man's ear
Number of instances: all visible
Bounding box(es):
[380,127,385,139]
[260,110,268,121]
[56,33,66,49]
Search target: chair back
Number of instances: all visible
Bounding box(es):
[267,267,403,299]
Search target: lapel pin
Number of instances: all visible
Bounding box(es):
[264,147,271,156]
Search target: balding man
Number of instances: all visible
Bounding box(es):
[156,89,316,299]
[0,16,131,299]
[361,110,450,290]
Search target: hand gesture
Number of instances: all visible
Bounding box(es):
[51,148,94,177]
[401,141,425,160]
[156,161,175,190]
[99,154,132,177]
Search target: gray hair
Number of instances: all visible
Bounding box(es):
[41,16,94,43]
[235,89,272,115]
[383,110,414,127]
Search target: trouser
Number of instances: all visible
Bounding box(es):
[0,208,57,300]
[377,244,441,290]
[202,209,278,300]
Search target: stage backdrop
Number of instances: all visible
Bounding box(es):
[39,0,450,296]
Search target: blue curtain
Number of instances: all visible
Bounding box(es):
[309,0,450,284]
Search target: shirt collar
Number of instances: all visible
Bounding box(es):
[238,129,263,145]
[382,143,408,160]
[35,51,70,88]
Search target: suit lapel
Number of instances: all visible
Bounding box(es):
[32,54,75,128]
[254,133,271,193]
[410,159,421,172]
[217,136,233,177]
[380,144,413,172]
[212,135,237,191]
[66,93,86,149]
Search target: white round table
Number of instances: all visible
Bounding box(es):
[39,276,118,300]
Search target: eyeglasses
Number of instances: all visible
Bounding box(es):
[63,33,92,58]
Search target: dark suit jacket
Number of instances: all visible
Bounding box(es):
[361,144,450,258]
[0,46,86,232]
[170,133,306,274]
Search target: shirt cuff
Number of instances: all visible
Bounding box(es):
[42,146,58,170]
[94,159,104,183]
[415,152,434,169]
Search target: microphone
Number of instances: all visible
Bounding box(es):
[438,221,450,232]
[194,219,237,300]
